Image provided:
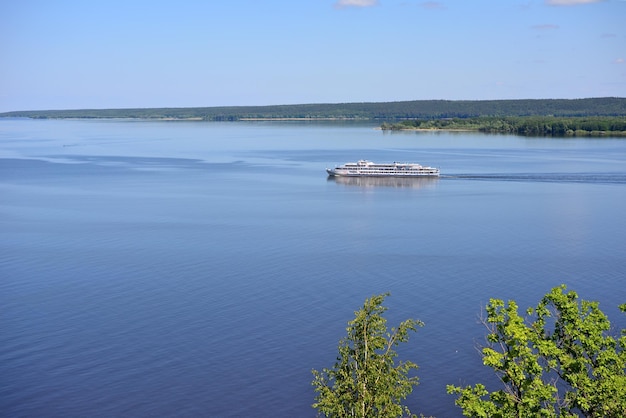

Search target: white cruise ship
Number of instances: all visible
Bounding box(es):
[326,160,440,177]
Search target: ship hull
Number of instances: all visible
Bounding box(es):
[326,170,438,177]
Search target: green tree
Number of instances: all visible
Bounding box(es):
[312,293,424,418]
[447,285,626,417]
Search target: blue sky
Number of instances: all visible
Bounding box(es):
[1,0,624,111]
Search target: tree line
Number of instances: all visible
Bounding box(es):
[312,287,626,417]
[2,98,626,120]
[381,116,626,137]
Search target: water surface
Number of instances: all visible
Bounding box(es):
[1,119,625,417]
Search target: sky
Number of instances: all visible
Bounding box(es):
[1,0,624,112]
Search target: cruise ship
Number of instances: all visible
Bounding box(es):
[326,160,440,177]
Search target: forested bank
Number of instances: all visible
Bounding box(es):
[2,97,626,120]
[381,116,626,137]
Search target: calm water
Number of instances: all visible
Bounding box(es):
[1,119,625,417]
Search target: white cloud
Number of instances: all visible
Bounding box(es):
[334,0,378,8]
[546,0,604,6]
[614,58,625,64]
[532,24,560,30]
[420,2,446,10]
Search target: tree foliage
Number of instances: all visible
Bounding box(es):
[312,293,424,418]
[447,285,626,417]
[3,98,626,120]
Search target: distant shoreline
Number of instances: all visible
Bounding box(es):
[2,98,625,121]
[380,127,477,132]
[239,117,367,121]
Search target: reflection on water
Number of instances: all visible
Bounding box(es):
[328,175,439,188]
